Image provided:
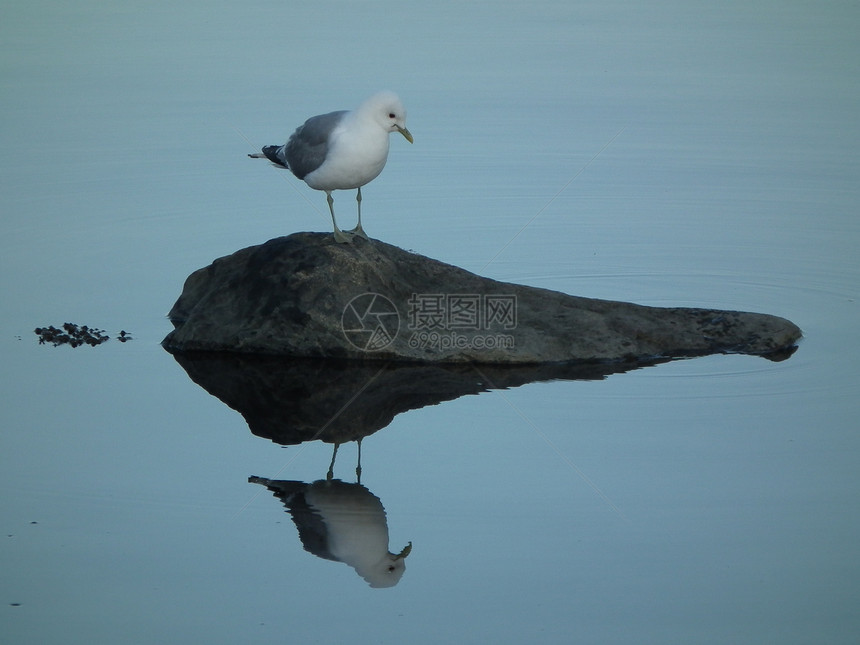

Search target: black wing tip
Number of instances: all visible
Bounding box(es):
[248,146,288,168]
[262,145,288,167]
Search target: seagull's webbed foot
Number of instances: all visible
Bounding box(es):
[333,228,353,244]
[346,224,370,241]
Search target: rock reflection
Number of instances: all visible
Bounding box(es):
[250,464,412,588]
[167,352,655,446]
[165,353,674,586]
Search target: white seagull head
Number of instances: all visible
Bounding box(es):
[358,90,414,143]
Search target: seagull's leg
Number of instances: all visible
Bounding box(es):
[327,443,339,481]
[326,191,352,243]
[356,438,363,483]
[347,187,370,240]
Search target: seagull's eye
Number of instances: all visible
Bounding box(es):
[388,113,396,119]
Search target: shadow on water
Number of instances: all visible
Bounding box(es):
[168,352,686,446]
[167,352,671,587]
[166,350,796,587]
[249,473,413,588]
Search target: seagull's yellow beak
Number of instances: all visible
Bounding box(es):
[395,125,414,144]
[394,541,413,559]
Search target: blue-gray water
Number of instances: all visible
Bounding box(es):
[2,1,859,643]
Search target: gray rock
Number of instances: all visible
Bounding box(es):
[163,232,801,363]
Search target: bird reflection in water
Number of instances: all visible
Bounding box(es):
[250,441,411,588]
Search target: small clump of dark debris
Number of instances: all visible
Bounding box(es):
[34,323,131,347]
[35,323,108,347]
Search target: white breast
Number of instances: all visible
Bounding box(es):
[303,113,391,191]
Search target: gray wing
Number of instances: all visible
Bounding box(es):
[248,476,338,562]
[284,110,347,180]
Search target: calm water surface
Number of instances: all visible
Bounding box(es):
[2,1,859,643]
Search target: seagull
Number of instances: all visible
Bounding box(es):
[249,475,412,588]
[250,91,413,243]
